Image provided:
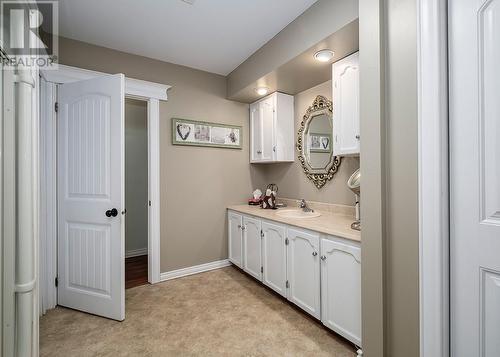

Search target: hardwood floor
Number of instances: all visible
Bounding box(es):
[125,255,148,289]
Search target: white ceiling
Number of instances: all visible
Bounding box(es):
[57,0,318,75]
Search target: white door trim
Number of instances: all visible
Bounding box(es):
[417,0,449,356]
[39,77,58,314]
[41,64,170,100]
[39,65,169,308]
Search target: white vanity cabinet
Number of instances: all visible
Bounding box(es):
[227,209,361,347]
[228,211,243,268]
[332,52,360,156]
[320,237,361,346]
[249,92,294,163]
[262,220,287,297]
[242,215,262,281]
[287,228,321,319]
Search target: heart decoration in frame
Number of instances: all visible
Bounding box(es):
[176,123,191,141]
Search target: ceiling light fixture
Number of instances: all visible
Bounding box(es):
[255,87,269,96]
[314,49,335,62]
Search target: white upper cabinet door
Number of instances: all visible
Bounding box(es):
[333,52,360,156]
[250,92,294,163]
[321,238,361,347]
[260,98,275,161]
[228,211,243,268]
[286,227,321,319]
[262,220,287,297]
[250,103,263,162]
[243,215,262,280]
[57,74,125,321]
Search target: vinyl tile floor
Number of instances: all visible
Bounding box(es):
[40,266,357,356]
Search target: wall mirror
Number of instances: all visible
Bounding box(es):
[297,95,341,189]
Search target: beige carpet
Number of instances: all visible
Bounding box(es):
[40,266,356,356]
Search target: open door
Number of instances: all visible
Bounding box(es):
[57,74,125,321]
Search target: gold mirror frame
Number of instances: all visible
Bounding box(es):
[297,95,341,189]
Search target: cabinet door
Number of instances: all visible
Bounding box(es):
[228,211,243,268]
[260,97,275,161]
[243,215,262,280]
[321,238,361,346]
[262,221,287,297]
[286,227,321,319]
[250,102,263,162]
[333,52,360,156]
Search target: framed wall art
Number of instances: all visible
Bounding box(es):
[172,118,242,149]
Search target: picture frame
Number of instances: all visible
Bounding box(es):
[172,118,242,149]
[309,132,332,153]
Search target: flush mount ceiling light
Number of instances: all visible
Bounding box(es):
[314,49,335,62]
[255,87,269,96]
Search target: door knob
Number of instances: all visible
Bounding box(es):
[105,208,118,217]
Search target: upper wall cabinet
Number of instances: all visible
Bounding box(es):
[250,92,294,163]
[332,52,360,156]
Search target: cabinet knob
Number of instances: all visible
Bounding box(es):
[355,135,360,140]
[312,251,318,257]
[257,150,262,154]
[321,255,327,261]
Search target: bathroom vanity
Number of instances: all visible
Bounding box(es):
[227,204,361,347]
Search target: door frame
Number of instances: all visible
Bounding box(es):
[39,64,170,312]
[417,0,449,356]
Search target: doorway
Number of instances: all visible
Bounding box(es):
[38,64,168,320]
[124,98,149,289]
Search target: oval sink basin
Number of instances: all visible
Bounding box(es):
[276,209,321,219]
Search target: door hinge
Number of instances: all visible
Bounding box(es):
[260,230,264,238]
[55,277,58,287]
[148,200,152,207]
[285,237,289,245]
[286,280,289,288]
[55,102,59,113]
[261,266,263,273]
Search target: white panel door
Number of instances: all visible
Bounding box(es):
[228,211,243,268]
[249,103,263,162]
[333,52,360,156]
[321,238,361,346]
[262,220,287,297]
[57,74,125,321]
[243,215,262,280]
[286,227,320,319]
[260,98,275,161]
[450,0,500,355]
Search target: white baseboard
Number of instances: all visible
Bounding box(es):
[125,247,148,258]
[159,259,231,282]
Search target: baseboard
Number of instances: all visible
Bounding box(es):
[159,259,231,282]
[125,247,148,258]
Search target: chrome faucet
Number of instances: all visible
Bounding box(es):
[299,199,314,213]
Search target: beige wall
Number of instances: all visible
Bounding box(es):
[125,99,148,253]
[58,37,267,272]
[360,0,420,355]
[263,81,359,206]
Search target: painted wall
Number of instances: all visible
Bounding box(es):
[359,0,420,355]
[262,81,359,206]
[125,99,148,254]
[58,37,268,272]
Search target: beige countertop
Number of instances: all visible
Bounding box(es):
[227,204,361,243]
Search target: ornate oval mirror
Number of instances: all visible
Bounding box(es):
[297,95,341,189]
